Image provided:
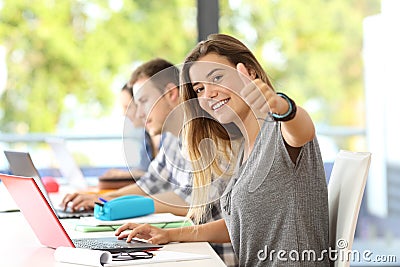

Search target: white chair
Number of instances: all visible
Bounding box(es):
[328,150,371,267]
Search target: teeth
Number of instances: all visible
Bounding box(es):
[212,99,229,110]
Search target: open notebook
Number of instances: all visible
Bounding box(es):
[0,173,162,253]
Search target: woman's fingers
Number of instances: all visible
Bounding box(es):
[115,223,170,244]
[236,62,286,116]
[126,224,153,242]
[115,223,156,243]
[240,79,272,117]
[116,232,129,239]
[237,63,268,111]
[114,223,140,236]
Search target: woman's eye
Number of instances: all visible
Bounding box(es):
[195,87,204,94]
[212,75,223,83]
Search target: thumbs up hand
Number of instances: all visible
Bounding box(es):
[236,63,289,120]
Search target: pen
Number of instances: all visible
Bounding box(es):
[98,197,108,203]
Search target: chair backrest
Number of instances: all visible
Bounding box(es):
[328,150,371,267]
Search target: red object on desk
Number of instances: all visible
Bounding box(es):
[42,176,59,193]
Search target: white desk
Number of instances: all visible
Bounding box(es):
[0,212,226,267]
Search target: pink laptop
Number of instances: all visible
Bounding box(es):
[0,173,162,252]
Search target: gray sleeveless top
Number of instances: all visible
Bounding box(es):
[220,121,329,266]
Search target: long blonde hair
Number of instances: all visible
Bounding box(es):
[180,34,274,223]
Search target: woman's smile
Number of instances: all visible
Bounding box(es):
[210,98,230,111]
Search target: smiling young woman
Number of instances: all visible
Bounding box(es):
[115,34,330,267]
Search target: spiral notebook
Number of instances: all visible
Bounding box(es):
[55,247,210,267]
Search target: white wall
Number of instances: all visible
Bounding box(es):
[363,0,400,217]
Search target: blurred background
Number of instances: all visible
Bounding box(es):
[0,0,399,265]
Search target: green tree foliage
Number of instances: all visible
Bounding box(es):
[0,0,195,133]
[0,0,381,134]
[220,0,380,127]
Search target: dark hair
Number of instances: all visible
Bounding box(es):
[121,83,133,97]
[128,58,179,91]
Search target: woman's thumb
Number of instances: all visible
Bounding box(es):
[236,63,252,85]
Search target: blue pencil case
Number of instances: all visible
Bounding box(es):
[94,195,155,221]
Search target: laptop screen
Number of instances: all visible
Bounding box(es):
[0,174,74,248]
[4,151,55,209]
[1,173,163,253]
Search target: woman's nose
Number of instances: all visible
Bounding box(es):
[203,85,218,99]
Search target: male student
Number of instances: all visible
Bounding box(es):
[61,58,238,266]
[61,59,188,216]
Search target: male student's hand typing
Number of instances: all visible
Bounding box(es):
[60,192,108,211]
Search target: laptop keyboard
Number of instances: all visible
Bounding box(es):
[71,237,162,252]
[73,238,127,250]
[56,209,93,219]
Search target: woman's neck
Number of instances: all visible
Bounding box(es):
[235,111,263,161]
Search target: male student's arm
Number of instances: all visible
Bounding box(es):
[61,161,190,216]
[60,183,188,216]
[104,184,189,216]
[61,134,190,216]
